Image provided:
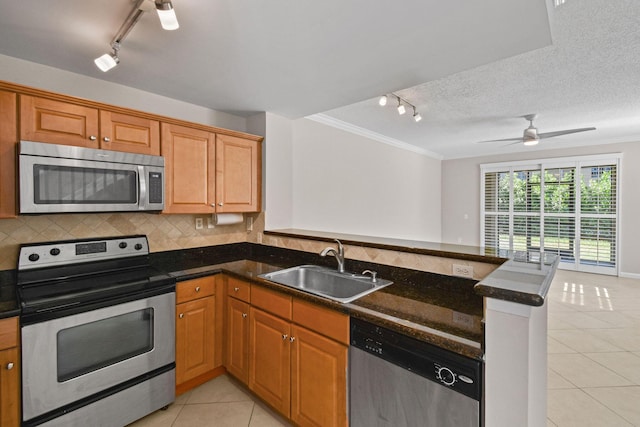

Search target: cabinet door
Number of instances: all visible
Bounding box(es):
[176,296,216,385]
[216,134,261,213]
[290,325,347,427]
[249,307,291,417]
[226,297,250,383]
[0,348,19,427]
[0,91,16,218]
[161,123,216,213]
[20,95,99,148]
[99,111,160,155]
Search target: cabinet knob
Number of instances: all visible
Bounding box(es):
[89,135,97,141]
[289,336,296,343]
[6,362,14,370]
[218,202,223,207]
[179,313,184,319]
[103,137,111,142]
[195,286,201,292]
[234,287,240,292]
[282,334,288,340]
[242,313,247,318]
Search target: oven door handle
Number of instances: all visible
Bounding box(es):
[138,165,147,210]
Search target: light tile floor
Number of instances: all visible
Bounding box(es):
[128,375,292,427]
[130,268,640,427]
[546,269,640,426]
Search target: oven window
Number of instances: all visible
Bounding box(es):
[57,308,154,382]
[34,164,137,204]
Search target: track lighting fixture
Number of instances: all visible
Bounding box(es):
[94,0,179,72]
[412,107,422,123]
[378,93,422,123]
[397,98,406,115]
[94,43,120,72]
[155,1,179,30]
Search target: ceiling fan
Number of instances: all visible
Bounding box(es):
[477,114,596,146]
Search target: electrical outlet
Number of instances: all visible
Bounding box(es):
[452,264,473,278]
[207,217,215,229]
[246,216,253,232]
[195,218,203,230]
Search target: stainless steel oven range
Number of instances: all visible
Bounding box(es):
[17,235,176,427]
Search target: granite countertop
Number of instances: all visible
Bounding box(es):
[0,238,559,359]
[166,254,484,360]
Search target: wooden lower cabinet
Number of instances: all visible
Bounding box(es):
[226,297,250,383]
[291,325,347,427]
[175,276,223,394]
[0,317,20,427]
[176,296,216,385]
[248,307,291,416]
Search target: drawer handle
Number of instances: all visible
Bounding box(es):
[234,287,240,292]
[6,362,13,370]
[179,313,184,319]
[89,135,97,141]
[282,334,288,341]
[195,286,201,292]
[242,313,247,318]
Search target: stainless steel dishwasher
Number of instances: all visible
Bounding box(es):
[350,318,482,427]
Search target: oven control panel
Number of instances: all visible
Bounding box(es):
[18,235,149,270]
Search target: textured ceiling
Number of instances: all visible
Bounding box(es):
[323,0,640,158]
[1,1,631,160]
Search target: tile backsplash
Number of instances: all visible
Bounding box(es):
[0,212,263,270]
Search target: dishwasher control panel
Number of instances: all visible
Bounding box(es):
[350,317,482,401]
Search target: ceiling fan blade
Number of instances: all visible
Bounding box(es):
[538,127,596,139]
[476,137,524,144]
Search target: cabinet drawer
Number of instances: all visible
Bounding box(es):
[0,317,18,350]
[176,276,216,304]
[252,285,292,320]
[227,276,251,302]
[292,299,349,345]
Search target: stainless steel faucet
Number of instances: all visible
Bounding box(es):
[320,239,345,273]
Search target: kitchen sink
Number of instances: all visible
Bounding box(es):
[258,265,393,303]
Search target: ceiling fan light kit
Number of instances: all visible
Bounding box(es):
[379,93,422,123]
[94,0,179,72]
[477,113,596,147]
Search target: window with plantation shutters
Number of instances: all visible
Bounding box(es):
[481,154,620,275]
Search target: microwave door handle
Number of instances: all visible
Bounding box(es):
[138,166,147,209]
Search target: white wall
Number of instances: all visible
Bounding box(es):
[0,54,247,131]
[442,141,640,276]
[288,118,442,241]
[249,112,295,230]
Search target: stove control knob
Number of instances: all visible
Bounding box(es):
[119,242,128,249]
[436,367,456,386]
[134,243,143,251]
[28,253,40,262]
[50,248,61,256]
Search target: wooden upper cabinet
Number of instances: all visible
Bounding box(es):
[99,111,160,155]
[20,95,161,155]
[20,95,100,148]
[216,134,261,213]
[161,123,216,214]
[0,91,17,218]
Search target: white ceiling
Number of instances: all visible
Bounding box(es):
[0,0,636,159]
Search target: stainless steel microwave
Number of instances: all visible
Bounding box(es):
[19,141,164,213]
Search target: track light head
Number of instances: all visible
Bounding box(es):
[94,43,120,72]
[397,104,406,115]
[378,95,388,106]
[413,112,422,123]
[155,1,179,30]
